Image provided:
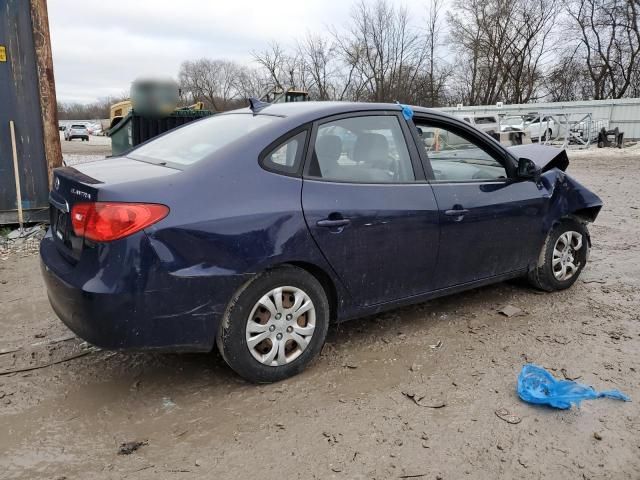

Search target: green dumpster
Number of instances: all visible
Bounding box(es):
[108,109,213,156]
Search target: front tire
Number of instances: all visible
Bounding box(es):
[528,219,590,291]
[217,266,330,383]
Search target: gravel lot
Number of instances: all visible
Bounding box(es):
[0,147,638,479]
[60,132,112,165]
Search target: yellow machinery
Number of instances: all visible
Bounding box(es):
[261,88,310,103]
[109,100,132,130]
[110,100,204,130]
[177,101,205,111]
[108,80,211,156]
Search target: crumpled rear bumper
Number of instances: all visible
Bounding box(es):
[40,232,249,352]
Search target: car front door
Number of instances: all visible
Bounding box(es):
[301,112,440,307]
[413,116,548,290]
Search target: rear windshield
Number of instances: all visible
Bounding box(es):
[128,113,278,166]
[71,124,86,129]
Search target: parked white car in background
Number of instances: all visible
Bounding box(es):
[64,124,89,141]
[457,115,500,135]
[501,115,562,141]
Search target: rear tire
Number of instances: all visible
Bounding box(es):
[217,266,330,383]
[528,219,589,291]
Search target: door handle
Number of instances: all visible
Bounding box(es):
[444,208,469,216]
[317,218,351,228]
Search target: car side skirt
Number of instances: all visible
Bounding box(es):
[337,268,528,322]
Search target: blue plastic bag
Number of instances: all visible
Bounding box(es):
[517,364,630,409]
[395,101,414,121]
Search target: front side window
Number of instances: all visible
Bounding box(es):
[414,121,507,182]
[308,115,415,183]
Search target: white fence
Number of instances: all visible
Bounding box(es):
[438,98,640,141]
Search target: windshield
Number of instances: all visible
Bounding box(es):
[128,114,278,166]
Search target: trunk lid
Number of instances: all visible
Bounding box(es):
[49,158,178,261]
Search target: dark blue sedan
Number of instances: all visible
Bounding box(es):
[40,101,602,382]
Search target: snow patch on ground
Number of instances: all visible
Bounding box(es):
[567,142,640,159]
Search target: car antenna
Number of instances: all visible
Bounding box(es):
[248,97,271,114]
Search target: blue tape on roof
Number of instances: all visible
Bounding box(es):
[395,101,414,121]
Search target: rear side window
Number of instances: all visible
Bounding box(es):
[307,115,415,183]
[261,131,307,175]
[128,114,278,167]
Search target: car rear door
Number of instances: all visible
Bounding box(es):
[412,115,547,289]
[301,112,440,307]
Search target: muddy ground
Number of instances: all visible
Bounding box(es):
[1,147,639,479]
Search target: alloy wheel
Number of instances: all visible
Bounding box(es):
[552,230,583,281]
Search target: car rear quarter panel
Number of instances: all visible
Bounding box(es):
[112,132,350,335]
[41,229,223,351]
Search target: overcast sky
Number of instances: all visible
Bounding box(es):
[49,0,438,104]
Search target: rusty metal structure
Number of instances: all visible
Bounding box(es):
[0,0,61,225]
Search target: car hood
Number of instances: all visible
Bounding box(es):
[507,144,569,172]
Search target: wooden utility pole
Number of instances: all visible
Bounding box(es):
[0,0,61,223]
[30,0,62,187]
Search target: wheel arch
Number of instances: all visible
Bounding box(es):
[536,214,591,268]
[570,206,602,224]
[284,261,339,323]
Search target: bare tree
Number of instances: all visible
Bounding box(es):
[234,66,270,100]
[178,59,243,111]
[448,0,560,105]
[331,0,431,103]
[252,41,305,93]
[543,52,594,101]
[448,0,515,105]
[566,0,640,99]
[297,32,339,100]
[57,93,129,120]
[505,0,559,103]
[171,0,640,108]
[419,0,450,106]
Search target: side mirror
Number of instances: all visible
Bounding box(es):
[517,157,541,180]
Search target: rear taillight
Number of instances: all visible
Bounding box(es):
[71,202,169,242]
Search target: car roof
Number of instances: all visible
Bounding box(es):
[223,101,446,124]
